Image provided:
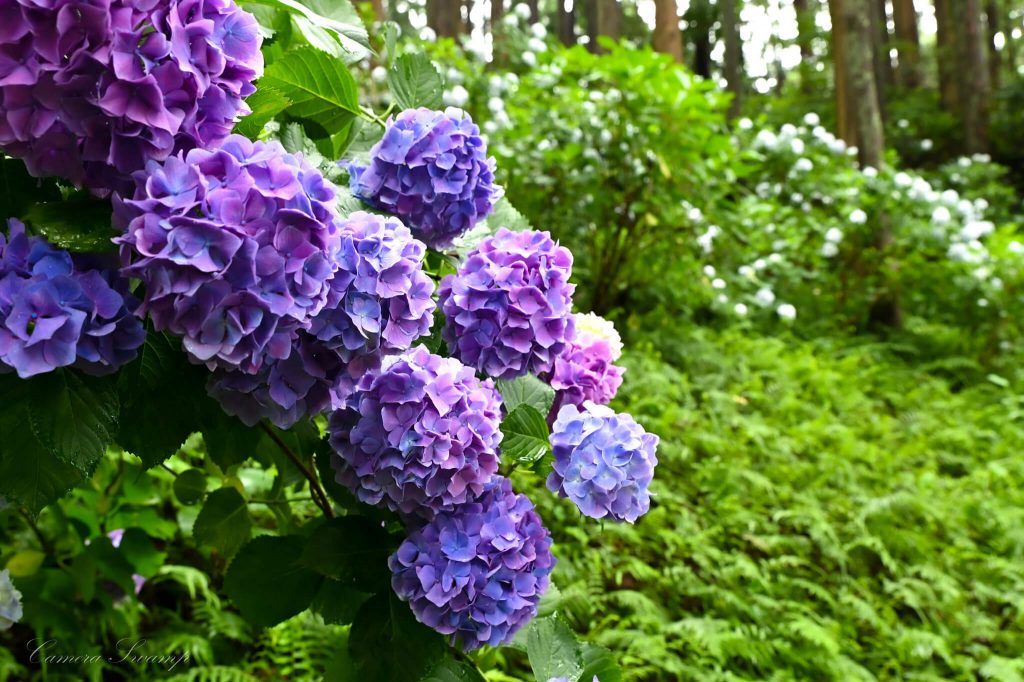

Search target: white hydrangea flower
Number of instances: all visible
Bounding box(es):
[712,278,727,290]
[802,112,820,126]
[961,220,995,240]
[528,37,547,53]
[894,172,913,188]
[825,228,843,243]
[0,570,22,631]
[780,123,797,137]
[790,138,805,155]
[862,166,878,178]
[531,22,547,38]
[522,51,537,67]
[1009,241,1024,254]
[793,158,814,173]
[421,26,437,42]
[574,312,623,360]
[821,242,839,258]
[444,84,470,108]
[734,303,749,316]
[754,129,778,149]
[768,253,783,264]
[487,96,505,113]
[850,209,868,225]
[932,206,951,225]
[738,117,753,130]
[755,287,776,307]
[738,265,755,278]
[703,265,716,277]
[753,258,768,270]
[897,118,910,129]
[777,303,797,320]
[941,189,959,204]
[716,294,729,304]
[371,65,388,83]
[977,298,989,307]
[921,139,934,151]
[514,3,532,19]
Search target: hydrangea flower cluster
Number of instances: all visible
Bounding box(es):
[0,569,22,631]
[0,0,263,193]
[0,220,145,378]
[389,476,554,650]
[573,311,623,360]
[206,212,436,428]
[328,345,503,517]
[349,108,502,249]
[548,402,659,523]
[439,228,575,380]
[546,313,625,418]
[117,135,342,374]
[309,212,436,360]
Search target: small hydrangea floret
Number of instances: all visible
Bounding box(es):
[349,107,502,249]
[546,330,624,417]
[118,135,342,374]
[439,228,575,380]
[328,346,503,517]
[0,0,263,193]
[0,220,144,378]
[389,476,554,650]
[548,402,658,523]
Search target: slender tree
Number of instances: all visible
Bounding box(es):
[598,0,622,43]
[491,0,505,30]
[986,0,1001,90]
[934,0,960,114]
[829,0,856,146]
[686,0,714,78]
[525,0,539,22]
[653,0,684,63]
[722,0,743,118]
[794,0,817,93]
[426,0,462,37]
[868,0,890,121]
[557,0,577,45]
[956,0,991,152]
[891,0,921,87]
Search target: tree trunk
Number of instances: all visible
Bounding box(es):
[956,0,991,153]
[653,0,684,63]
[843,0,900,328]
[869,0,890,121]
[986,0,1001,90]
[794,0,816,93]
[557,0,576,45]
[829,0,856,146]
[491,0,504,30]
[584,0,599,51]
[891,0,921,87]
[426,0,462,38]
[525,0,539,22]
[598,0,622,43]
[723,0,743,118]
[934,0,960,113]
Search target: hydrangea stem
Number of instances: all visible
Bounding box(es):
[258,422,334,518]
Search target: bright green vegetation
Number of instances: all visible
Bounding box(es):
[526,326,1024,681]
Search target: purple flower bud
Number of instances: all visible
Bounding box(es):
[349,108,503,249]
[548,402,658,523]
[0,0,263,194]
[439,228,575,380]
[328,346,503,517]
[390,476,555,650]
[0,219,144,378]
[118,136,343,374]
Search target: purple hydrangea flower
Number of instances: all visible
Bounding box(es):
[207,331,375,429]
[328,346,503,517]
[389,476,555,650]
[0,0,263,194]
[206,212,436,428]
[0,219,144,378]
[117,135,343,374]
[439,228,575,380]
[310,211,436,362]
[349,108,503,250]
[546,332,624,420]
[548,402,658,523]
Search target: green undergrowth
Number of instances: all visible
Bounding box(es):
[518,326,1024,681]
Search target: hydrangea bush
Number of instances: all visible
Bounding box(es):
[0,3,657,679]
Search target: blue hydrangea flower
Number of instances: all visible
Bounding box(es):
[117,135,342,374]
[328,346,503,517]
[439,228,575,380]
[548,402,659,523]
[0,0,263,194]
[0,569,22,631]
[0,220,144,378]
[349,107,502,250]
[390,476,555,650]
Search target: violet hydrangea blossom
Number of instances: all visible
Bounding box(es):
[389,476,555,650]
[546,316,625,419]
[548,402,659,523]
[0,0,263,194]
[206,211,436,428]
[349,108,502,250]
[439,228,575,380]
[328,346,503,517]
[0,220,145,378]
[117,135,342,374]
